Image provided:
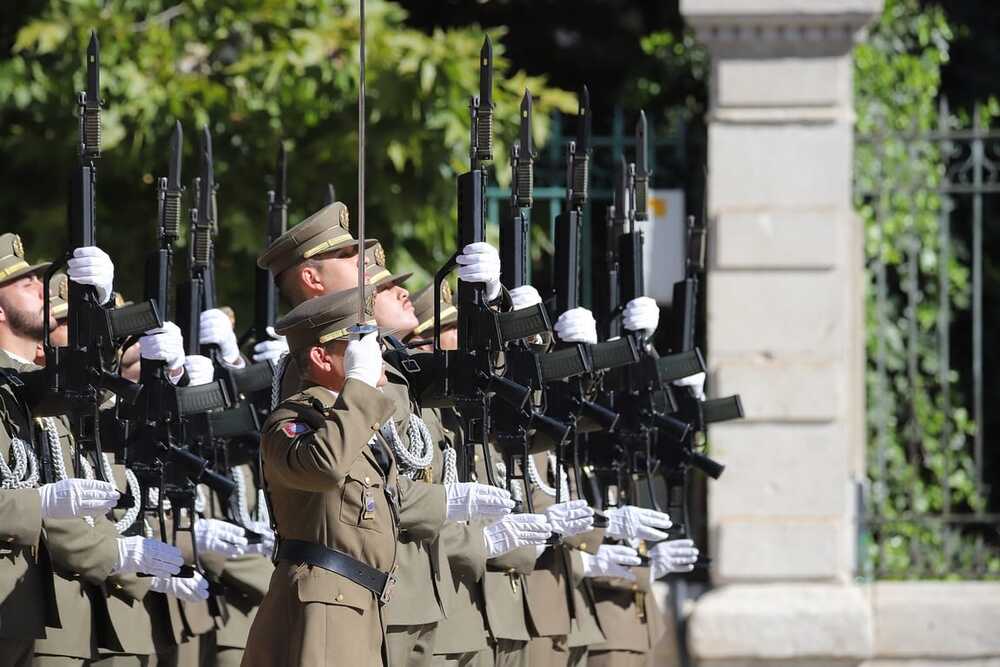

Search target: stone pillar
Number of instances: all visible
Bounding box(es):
[679,1,882,664]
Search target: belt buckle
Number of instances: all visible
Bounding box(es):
[379,566,398,604]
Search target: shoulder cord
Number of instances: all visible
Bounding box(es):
[381,412,434,479]
[98,452,141,535]
[0,433,39,489]
[271,353,289,411]
[441,446,458,486]
[40,417,141,532]
[494,459,524,502]
[40,417,93,526]
[526,451,569,500]
[232,466,256,529]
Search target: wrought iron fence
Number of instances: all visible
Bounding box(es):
[855,100,1000,579]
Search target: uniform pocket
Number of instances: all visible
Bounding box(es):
[294,565,371,613]
[339,471,384,533]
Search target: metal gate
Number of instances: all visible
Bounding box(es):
[856,100,1000,579]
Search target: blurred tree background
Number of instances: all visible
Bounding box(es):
[0,0,702,327]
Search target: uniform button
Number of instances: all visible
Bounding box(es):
[474,454,480,462]
[631,584,638,591]
[579,542,587,551]
[470,473,478,482]
[364,476,371,485]
[371,423,380,430]
[336,594,344,602]
[507,568,515,574]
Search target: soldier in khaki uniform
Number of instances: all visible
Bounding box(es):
[358,247,519,667]
[0,234,183,666]
[523,452,605,667]
[243,286,451,667]
[408,284,554,667]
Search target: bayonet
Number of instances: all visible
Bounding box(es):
[81,31,101,160]
[471,36,494,165]
[634,110,649,222]
[568,85,591,210]
[512,90,534,210]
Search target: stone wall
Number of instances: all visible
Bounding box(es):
[671,1,1000,665]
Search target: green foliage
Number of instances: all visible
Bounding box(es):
[854,0,998,578]
[0,0,575,318]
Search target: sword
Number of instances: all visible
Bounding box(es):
[350,0,376,336]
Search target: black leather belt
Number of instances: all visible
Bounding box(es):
[277,539,397,604]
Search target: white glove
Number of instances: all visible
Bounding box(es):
[37,479,120,520]
[199,309,243,365]
[673,371,706,401]
[554,307,597,344]
[605,505,673,541]
[445,482,515,522]
[649,538,699,578]
[623,296,659,337]
[509,285,542,311]
[345,331,384,388]
[580,544,642,581]
[252,326,288,364]
[483,513,552,558]
[194,518,248,559]
[183,354,214,386]
[150,571,210,603]
[543,499,594,538]
[456,242,502,302]
[245,523,276,558]
[139,321,186,371]
[114,536,184,577]
[67,246,115,305]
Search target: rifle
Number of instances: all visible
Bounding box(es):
[175,127,267,540]
[583,114,693,514]
[37,32,160,483]
[120,121,235,568]
[495,90,575,511]
[540,86,624,513]
[241,144,287,351]
[424,38,550,486]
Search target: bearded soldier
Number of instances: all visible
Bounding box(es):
[0,233,186,667]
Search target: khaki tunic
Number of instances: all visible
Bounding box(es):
[426,408,490,658]
[0,489,42,547]
[34,415,119,661]
[96,460,155,658]
[473,441,535,646]
[587,565,663,659]
[524,452,607,653]
[208,466,274,653]
[0,351,57,642]
[243,379,447,667]
[382,370,450,630]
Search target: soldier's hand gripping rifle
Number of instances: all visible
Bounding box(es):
[35,32,161,484]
